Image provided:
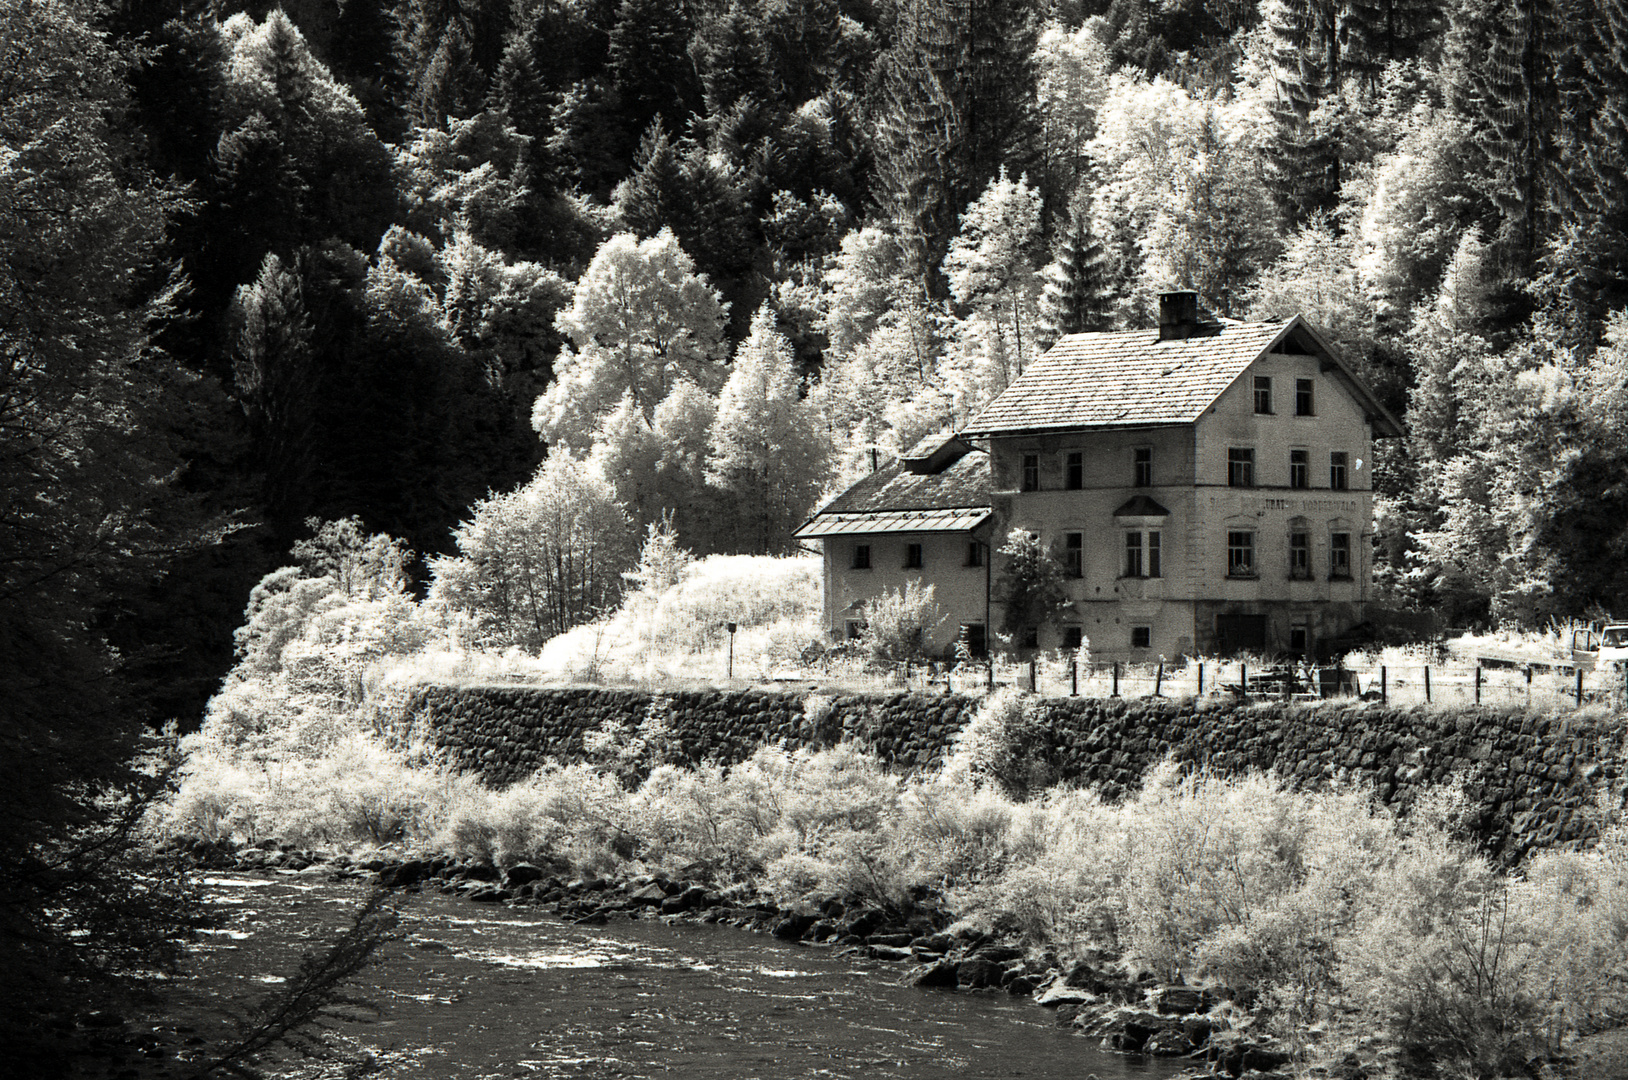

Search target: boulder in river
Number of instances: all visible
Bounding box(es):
[972,945,1023,965]
[839,908,886,938]
[908,960,959,988]
[379,860,428,888]
[772,913,818,940]
[954,957,1004,989]
[504,863,545,888]
[869,945,914,962]
[1036,983,1095,1007]
[627,882,670,906]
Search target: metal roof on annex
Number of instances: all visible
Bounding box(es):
[792,506,992,539]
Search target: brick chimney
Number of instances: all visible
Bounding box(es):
[1158,290,1201,340]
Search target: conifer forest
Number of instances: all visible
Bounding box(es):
[8,0,1628,1068]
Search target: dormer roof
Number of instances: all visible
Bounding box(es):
[961,316,1403,438]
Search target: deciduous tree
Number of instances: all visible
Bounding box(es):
[707,306,831,554]
[532,230,728,450]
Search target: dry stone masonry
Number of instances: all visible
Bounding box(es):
[409,685,1626,862]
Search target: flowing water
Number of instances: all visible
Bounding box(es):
[186,872,1188,1080]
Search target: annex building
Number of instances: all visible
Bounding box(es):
[794,291,1403,663]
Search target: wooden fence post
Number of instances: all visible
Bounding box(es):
[1474,666,1481,705]
[1112,662,1120,698]
[1029,658,1037,693]
[1197,663,1204,696]
[1070,661,1078,696]
[1425,665,1431,703]
[1155,661,1164,697]
[1241,662,1247,696]
[1577,667,1585,706]
[1381,665,1387,704]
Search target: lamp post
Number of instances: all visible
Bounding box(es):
[726,621,737,679]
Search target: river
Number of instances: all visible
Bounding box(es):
[182,872,1188,1080]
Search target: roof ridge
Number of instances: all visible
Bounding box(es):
[963,320,1288,435]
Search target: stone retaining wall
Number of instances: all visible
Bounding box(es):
[408,685,981,785]
[409,685,1626,862]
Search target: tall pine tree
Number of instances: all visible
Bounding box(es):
[1037,191,1114,345]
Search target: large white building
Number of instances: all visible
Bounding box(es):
[795,292,1404,662]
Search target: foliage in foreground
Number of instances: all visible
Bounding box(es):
[168,685,1628,1079]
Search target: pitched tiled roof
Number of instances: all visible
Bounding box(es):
[962,321,1291,434]
[796,449,991,539]
[818,448,990,514]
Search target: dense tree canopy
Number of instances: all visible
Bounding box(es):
[18,0,1628,942]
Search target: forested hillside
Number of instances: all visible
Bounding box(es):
[11,0,1628,732]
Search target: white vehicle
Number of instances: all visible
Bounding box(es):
[1597,623,1628,666]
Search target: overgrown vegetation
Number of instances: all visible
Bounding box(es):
[164,680,1628,1079]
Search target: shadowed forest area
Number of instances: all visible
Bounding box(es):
[9,0,1628,1072]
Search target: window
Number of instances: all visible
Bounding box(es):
[1021,625,1039,649]
[1124,531,1161,577]
[1021,453,1040,491]
[1290,625,1308,654]
[1296,378,1314,416]
[1062,625,1084,649]
[1228,447,1255,487]
[960,623,987,657]
[1064,531,1083,578]
[846,620,865,640]
[1253,376,1273,414]
[1066,451,1083,490]
[1290,449,1309,489]
[1330,451,1349,490]
[1330,531,1352,578]
[1289,530,1311,579]
[966,540,984,567]
[851,544,870,570]
[904,543,923,569]
[1227,530,1256,576]
[1134,447,1152,487]
[1131,626,1152,649]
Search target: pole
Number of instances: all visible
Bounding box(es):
[1197,663,1204,696]
[1474,666,1481,705]
[1577,666,1585,706]
[1381,665,1387,704]
[1071,661,1078,696]
[1112,661,1120,698]
[1425,665,1431,703]
[1241,662,1247,697]
[1030,657,1037,693]
[728,627,735,679]
[1155,661,1164,697]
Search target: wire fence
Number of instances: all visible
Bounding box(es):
[797,653,1628,711]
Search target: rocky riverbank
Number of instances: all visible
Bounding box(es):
[173,836,1312,1080]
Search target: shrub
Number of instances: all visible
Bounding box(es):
[943,687,1060,796]
[858,581,947,662]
